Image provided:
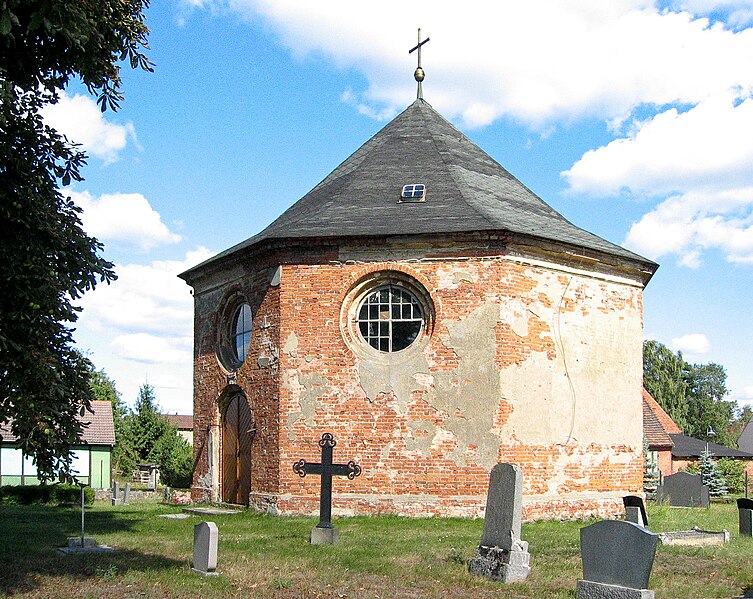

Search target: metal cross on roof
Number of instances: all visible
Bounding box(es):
[409,28,430,100]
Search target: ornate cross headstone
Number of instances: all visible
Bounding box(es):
[293,432,362,545]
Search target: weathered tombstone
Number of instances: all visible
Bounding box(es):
[123,482,131,505]
[468,463,531,583]
[192,521,219,576]
[623,495,648,528]
[738,497,753,537]
[292,432,362,545]
[655,471,709,507]
[577,520,659,599]
[111,480,120,506]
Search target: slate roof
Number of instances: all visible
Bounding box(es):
[643,388,681,448]
[182,99,657,280]
[164,414,193,431]
[0,400,115,446]
[670,433,753,459]
[738,417,753,453]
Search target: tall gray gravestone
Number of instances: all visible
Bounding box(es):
[192,521,219,576]
[577,520,659,599]
[111,480,120,506]
[468,463,530,583]
[656,471,709,507]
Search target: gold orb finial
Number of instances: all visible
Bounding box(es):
[414,67,425,82]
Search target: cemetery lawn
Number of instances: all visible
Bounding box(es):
[1,500,752,598]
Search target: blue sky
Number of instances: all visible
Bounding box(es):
[56,1,753,415]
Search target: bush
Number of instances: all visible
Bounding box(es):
[717,458,746,494]
[0,484,94,505]
[149,431,193,488]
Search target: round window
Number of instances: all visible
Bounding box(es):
[231,303,252,362]
[356,284,424,352]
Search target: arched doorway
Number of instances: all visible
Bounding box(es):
[221,392,254,505]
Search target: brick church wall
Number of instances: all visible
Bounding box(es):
[190,239,646,520]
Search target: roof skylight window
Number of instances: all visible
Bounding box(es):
[400,183,426,202]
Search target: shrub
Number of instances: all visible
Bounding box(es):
[717,458,746,495]
[149,431,193,488]
[0,484,94,505]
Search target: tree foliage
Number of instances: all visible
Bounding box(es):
[0,0,152,479]
[698,446,728,497]
[643,340,736,446]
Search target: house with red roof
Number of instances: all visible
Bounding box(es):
[0,400,115,489]
[643,389,753,479]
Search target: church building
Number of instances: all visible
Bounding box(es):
[180,70,657,519]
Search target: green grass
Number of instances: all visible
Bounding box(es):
[1,499,753,597]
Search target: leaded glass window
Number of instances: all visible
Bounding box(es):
[232,303,252,362]
[356,285,424,352]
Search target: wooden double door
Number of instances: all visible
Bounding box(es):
[221,393,254,505]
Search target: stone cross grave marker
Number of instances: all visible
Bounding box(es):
[192,521,219,576]
[577,520,659,599]
[468,463,531,583]
[656,471,709,507]
[738,497,753,537]
[292,432,362,545]
[623,495,648,528]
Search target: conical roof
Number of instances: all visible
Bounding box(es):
[183,99,656,278]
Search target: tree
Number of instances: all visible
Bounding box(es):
[149,429,193,488]
[643,341,736,446]
[0,1,152,480]
[643,340,689,431]
[128,383,169,462]
[698,446,728,498]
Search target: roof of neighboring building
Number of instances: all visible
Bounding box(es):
[642,388,682,448]
[181,99,658,281]
[164,414,193,430]
[670,433,753,459]
[738,416,753,453]
[0,400,115,446]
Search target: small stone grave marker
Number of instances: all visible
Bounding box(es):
[192,521,219,576]
[656,471,709,507]
[623,495,648,527]
[111,481,120,506]
[123,482,131,505]
[468,463,530,583]
[738,498,753,537]
[577,520,659,599]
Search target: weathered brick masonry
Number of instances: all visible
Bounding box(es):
[189,236,645,520]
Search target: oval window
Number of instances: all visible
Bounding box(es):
[356,284,424,352]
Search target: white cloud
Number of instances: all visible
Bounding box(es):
[186,1,753,128]
[78,247,214,339]
[69,189,182,251]
[670,333,711,354]
[112,333,193,365]
[563,95,753,196]
[40,92,136,163]
[624,188,753,264]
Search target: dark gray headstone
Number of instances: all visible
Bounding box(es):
[111,481,120,506]
[738,497,753,510]
[192,521,218,576]
[479,463,522,550]
[656,472,709,507]
[623,496,648,527]
[580,520,659,590]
